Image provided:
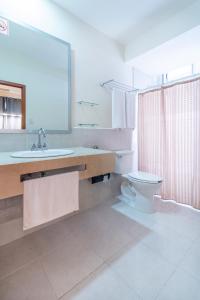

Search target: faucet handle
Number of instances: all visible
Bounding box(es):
[31,143,37,151]
[42,142,48,150]
[39,127,46,137]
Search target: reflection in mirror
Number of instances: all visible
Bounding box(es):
[0,17,71,132]
[0,81,25,129]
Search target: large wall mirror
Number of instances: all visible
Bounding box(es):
[0,16,71,133]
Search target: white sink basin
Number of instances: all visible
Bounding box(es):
[11,149,74,158]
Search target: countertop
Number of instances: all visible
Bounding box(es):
[0,147,113,166]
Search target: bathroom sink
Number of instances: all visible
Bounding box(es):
[11,149,74,158]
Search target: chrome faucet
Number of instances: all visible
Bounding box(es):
[31,128,47,151]
[37,128,46,149]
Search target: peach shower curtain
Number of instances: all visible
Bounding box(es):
[138,77,200,209]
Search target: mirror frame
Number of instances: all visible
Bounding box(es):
[0,14,72,134]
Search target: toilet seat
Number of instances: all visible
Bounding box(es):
[123,171,162,184]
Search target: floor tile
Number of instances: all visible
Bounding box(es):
[156,268,200,300]
[64,206,133,261]
[61,264,141,300]
[1,199,200,300]
[88,227,133,261]
[112,201,156,228]
[29,220,72,255]
[91,202,151,240]
[109,242,175,300]
[0,237,40,280]
[141,222,192,265]
[0,260,56,300]
[169,202,200,224]
[154,211,200,241]
[64,208,104,231]
[180,237,200,281]
[40,234,103,298]
[154,198,179,214]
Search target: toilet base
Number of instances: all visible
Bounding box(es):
[119,181,157,214]
[117,193,156,214]
[117,194,136,208]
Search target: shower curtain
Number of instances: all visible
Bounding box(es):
[138,77,200,209]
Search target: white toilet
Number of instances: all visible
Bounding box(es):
[114,150,163,213]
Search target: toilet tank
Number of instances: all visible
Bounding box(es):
[114,150,134,174]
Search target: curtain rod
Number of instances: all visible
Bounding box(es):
[139,73,200,95]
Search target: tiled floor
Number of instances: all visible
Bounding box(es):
[0,198,200,299]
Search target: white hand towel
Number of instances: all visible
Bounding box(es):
[126,92,135,129]
[112,88,126,128]
[23,171,79,230]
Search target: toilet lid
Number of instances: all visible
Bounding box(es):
[126,171,162,184]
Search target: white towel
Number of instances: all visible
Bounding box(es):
[112,88,126,128]
[23,171,79,230]
[126,92,135,129]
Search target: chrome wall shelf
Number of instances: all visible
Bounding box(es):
[78,123,98,127]
[76,100,99,107]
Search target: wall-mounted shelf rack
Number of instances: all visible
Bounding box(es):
[76,100,99,107]
[73,127,123,130]
[100,79,138,93]
[78,123,98,127]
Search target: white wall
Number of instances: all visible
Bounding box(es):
[125,0,200,62]
[133,68,159,90]
[129,24,200,76]
[0,128,133,152]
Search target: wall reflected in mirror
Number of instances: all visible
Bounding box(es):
[0,17,71,132]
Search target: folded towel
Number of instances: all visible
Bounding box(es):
[112,88,126,128]
[126,92,135,129]
[23,171,79,230]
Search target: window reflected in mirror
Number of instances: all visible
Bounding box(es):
[0,81,25,130]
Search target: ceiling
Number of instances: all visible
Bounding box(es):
[53,0,196,45]
[131,24,200,75]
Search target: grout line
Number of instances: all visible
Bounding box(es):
[154,266,178,300]
[179,265,200,284]
[40,259,60,300]
[174,240,195,269]
[0,256,40,282]
[57,262,106,300]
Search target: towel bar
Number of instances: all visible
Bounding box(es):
[20,164,86,182]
